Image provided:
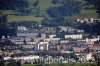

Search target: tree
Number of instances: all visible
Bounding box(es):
[23,39,27,45]
[0,61,5,66]
[85,0,100,17]
[0,0,29,10]
[7,60,16,66]
[47,0,81,23]
[16,60,21,66]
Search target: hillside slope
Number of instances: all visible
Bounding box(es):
[0,0,99,23]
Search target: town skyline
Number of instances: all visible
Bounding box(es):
[0,0,100,66]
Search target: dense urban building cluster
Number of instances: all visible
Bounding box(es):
[0,0,100,66]
[0,18,100,65]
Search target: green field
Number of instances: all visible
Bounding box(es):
[22,63,97,66]
[7,15,44,22]
[65,9,99,20]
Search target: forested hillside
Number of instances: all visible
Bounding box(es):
[0,0,99,23]
[0,0,100,35]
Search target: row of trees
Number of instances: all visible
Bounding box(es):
[76,21,100,35]
[0,60,21,66]
[0,0,40,16]
[85,0,100,17]
[0,24,16,37]
[0,0,29,10]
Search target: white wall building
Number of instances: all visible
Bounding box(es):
[15,55,39,60]
[86,37,100,43]
[49,35,56,39]
[34,42,49,50]
[65,34,83,39]
[17,33,38,38]
[50,38,60,44]
[44,38,51,42]
[17,26,28,31]
[60,40,69,44]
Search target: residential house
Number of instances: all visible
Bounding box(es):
[50,38,60,44]
[73,46,86,53]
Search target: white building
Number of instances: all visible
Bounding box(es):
[41,33,46,38]
[10,36,37,49]
[65,34,83,39]
[4,57,11,61]
[10,36,35,44]
[34,42,49,50]
[17,33,38,38]
[17,26,28,31]
[90,18,94,23]
[44,38,51,42]
[60,40,69,44]
[15,55,39,60]
[50,38,60,44]
[86,53,93,61]
[86,37,100,43]
[49,35,56,39]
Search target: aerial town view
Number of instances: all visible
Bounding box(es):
[0,0,100,66]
